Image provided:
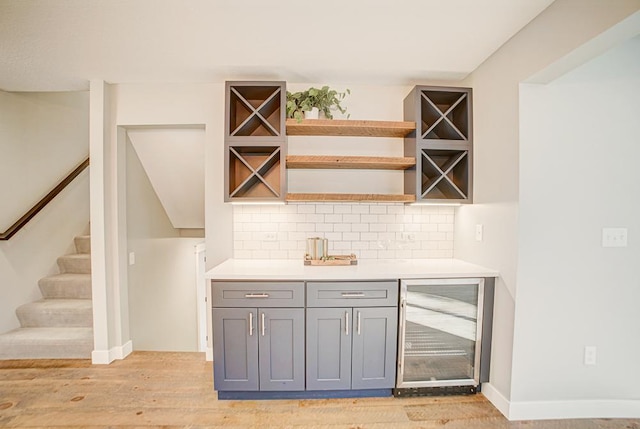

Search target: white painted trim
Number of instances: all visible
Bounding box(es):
[481,383,510,418]
[195,243,207,353]
[206,346,213,362]
[89,79,110,355]
[91,340,133,365]
[509,399,640,421]
[481,383,640,421]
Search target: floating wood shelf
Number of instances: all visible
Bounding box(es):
[286,155,416,170]
[285,119,416,137]
[286,193,416,203]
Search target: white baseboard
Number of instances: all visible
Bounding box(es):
[509,399,640,421]
[91,340,133,364]
[481,383,510,418]
[482,383,640,421]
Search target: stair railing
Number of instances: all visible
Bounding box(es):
[0,157,90,241]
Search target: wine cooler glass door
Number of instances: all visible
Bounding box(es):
[397,278,484,388]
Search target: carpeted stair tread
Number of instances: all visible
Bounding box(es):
[39,273,92,299]
[16,299,92,328]
[0,234,94,360]
[74,235,91,254]
[0,327,93,359]
[57,253,91,274]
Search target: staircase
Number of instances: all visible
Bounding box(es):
[0,235,93,359]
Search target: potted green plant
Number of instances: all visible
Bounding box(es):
[286,86,350,122]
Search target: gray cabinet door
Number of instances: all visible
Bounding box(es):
[306,307,352,390]
[258,308,305,391]
[351,307,398,389]
[212,308,258,391]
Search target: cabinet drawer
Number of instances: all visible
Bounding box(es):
[306,281,398,307]
[212,281,304,307]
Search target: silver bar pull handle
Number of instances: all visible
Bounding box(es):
[345,311,349,336]
[245,293,270,298]
[341,292,365,297]
[261,312,265,336]
[357,311,361,335]
[249,312,254,336]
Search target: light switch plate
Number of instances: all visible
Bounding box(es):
[602,227,627,247]
[475,224,483,242]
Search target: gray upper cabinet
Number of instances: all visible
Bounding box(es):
[404,86,473,203]
[224,81,287,202]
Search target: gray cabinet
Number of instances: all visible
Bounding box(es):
[306,281,398,390]
[404,86,473,203]
[224,81,287,202]
[306,307,352,390]
[212,281,305,392]
[212,308,258,391]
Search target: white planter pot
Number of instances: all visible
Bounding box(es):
[304,107,319,120]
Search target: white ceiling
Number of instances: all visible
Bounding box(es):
[0,0,556,91]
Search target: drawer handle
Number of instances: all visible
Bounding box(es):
[341,292,365,297]
[244,293,270,298]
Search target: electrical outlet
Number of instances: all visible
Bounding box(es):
[584,346,597,365]
[128,252,135,265]
[475,224,483,242]
[602,228,627,247]
[401,232,416,242]
[262,232,277,242]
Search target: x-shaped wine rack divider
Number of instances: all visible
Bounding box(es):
[230,87,281,137]
[420,92,468,140]
[421,150,468,199]
[229,146,281,198]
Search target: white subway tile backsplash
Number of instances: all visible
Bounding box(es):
[316,204,334,214]
[342,214,361,223]
[370,205,387,214]
[342,232,360,241]
[334,205,353,214]
[232,203,454,260]
[352,223,370,232]
[334,223,352,232]
[352,205,370,214]
[297,204,316,214]
[325,214,343,223]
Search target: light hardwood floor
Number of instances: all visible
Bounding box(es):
[0,352,638,428]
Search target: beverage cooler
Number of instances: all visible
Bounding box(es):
[394,278,493,396]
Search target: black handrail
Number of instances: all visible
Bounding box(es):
[0,157,90,241]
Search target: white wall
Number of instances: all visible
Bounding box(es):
[0,90,89,334]
[513,34,640,417]
[126,140,201,351]
[454,0,640,419]
[90,82,231,361]
[127,128,205,229]
[286,83,409,197]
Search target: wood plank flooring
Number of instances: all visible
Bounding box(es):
[0,351,638,428]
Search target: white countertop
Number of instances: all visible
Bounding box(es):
[205,258,499,281]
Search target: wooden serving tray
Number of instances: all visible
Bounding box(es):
[304,254,358,266]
